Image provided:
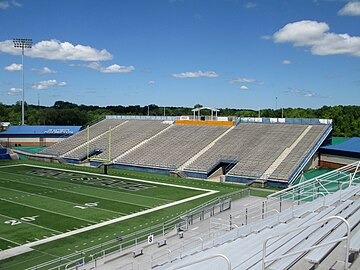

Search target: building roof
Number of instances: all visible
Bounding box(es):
[320,137,360,158]
[191,107,220,112]
[0,125,82,136]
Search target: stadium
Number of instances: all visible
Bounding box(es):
[1,111,360,270]
[1,1,359,269]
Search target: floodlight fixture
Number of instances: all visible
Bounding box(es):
[13,38,32,125]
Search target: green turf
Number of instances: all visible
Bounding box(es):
[10,146,47,154]
[0,160,253,269]
[293,167,334,186]
[331,137,349,145]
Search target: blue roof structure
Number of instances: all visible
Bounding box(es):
[0,125,82,136]
[320,137,360,158]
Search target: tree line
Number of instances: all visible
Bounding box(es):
[0,101,359,137]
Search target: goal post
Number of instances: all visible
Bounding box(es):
[87,125,112,163]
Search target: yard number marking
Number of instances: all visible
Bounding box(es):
[74,202,99,210]
[4,216,39,226]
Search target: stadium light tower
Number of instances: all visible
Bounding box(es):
[13,38,32,126]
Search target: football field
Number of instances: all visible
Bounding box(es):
[0,163,218,269]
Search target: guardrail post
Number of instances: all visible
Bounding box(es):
[245,208,248,225]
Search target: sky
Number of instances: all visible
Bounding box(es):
[0,0,359,110]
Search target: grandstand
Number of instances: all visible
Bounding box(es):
[41,119,126,157]
[65,161,360,270]
[104,162,360,270]
[39,116,332,187]
[117,124,229,169]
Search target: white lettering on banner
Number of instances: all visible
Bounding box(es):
[44,129,74,134]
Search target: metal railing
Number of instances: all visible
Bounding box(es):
[269,161,360,202]
[172,254,231,270]
[262,216,351,270]
[106,115,177,121]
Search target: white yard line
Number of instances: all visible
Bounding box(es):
[0,175,151,209]
[0,213,62,234]
[0,236,21,246]
[0,186,125,216]
[0,164,25,169]
[0,198,96,224]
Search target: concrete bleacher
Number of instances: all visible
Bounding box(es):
[154,185,360,270]
[40,119,125,157]
[39,116,330,185]
[184,123,323,182]
[96,120,171,161]
[64,120,171,160]
[268,125,327,181]
[117,125,230,169]
[185,124,306,173]
[227,124,326,180]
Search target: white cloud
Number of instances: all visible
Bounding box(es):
[245,2,257,9]
[171,70,218,78]
[0,1,10,9]
[228,78,256,84]
[273,20,360,57]
[338,1,360,16]
[261,35,272,40]
[4,63,22,71]
[240,85,249,90]
[0,39,113,61]
[7,87,21,95]
[85,62,135,73]
[282,59,291,65]
[58,81,67,87]
[147,80,156,85]
[102,64,134,73]
[287,87,330,98]
[0,0,21,9]
[31,79,67,90]
[32,66,57,75]
[11,0,21,7]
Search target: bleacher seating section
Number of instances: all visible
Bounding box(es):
[0,147,11,160]
[40,119,125,157]
[40,118,330,185]
[155,185,360,270]
[117,125,229,169]
[65,120,171,160]
[268,125,326,181]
